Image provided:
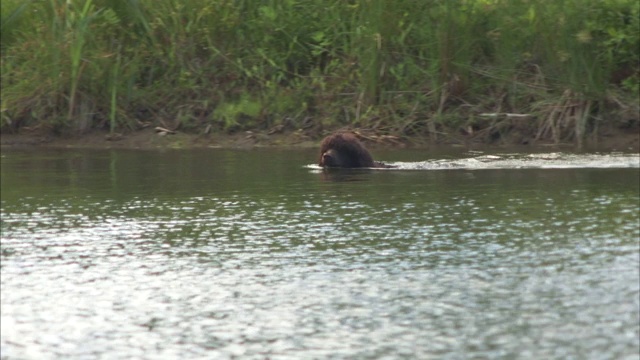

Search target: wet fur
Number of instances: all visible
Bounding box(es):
[318,133,391,168]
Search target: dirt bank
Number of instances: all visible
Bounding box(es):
[1,125,638,152]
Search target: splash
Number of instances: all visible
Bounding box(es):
[308,153,640,170]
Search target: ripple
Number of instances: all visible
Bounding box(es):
[2,153,639,359]
[306,152,640,170]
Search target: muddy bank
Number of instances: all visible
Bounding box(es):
[1,126,638,153]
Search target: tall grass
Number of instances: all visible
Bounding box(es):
[1,0,638,145]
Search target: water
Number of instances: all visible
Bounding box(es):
[1,148,639,359]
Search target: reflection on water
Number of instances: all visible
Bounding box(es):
[1,149,639,359]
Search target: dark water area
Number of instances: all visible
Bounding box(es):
[1,148,639,359]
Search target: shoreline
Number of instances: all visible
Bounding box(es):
[1,126,638,153]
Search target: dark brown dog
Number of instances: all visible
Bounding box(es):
[318,133,392,168]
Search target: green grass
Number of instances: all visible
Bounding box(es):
[1,0,638,145]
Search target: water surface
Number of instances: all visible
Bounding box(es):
[1,149,639,359]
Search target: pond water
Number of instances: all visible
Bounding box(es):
[1,148,639,359]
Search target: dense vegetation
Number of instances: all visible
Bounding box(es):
[1,0,638,146]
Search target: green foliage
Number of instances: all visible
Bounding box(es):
[214,95,262,132]
[1,0,637,142]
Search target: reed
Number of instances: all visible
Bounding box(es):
[1,0,637,144]
[66,0,96,124]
